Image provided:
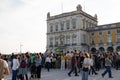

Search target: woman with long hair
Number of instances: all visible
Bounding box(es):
[19,54,28,80]
[82,53,91,80]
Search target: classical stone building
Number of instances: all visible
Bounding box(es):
[46,4,97,53]
[88,22,120,53]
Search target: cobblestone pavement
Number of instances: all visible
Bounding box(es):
[5,68,120,80]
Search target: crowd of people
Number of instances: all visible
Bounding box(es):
[0,50,120,80]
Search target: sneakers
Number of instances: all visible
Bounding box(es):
[75,75,79,76]
[109,76,114,78]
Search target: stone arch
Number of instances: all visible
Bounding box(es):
[107,46,114,52]
[91,47,97,53]
[99,47,105,52]
[116,46,120,51]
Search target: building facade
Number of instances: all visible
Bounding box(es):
[88,22,120,53]
[46,4,97,53]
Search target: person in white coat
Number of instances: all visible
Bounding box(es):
[12,54,20,80]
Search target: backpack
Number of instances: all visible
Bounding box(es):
[20,60,27,68]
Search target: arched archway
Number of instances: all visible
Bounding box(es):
[99,47,105,52]
[91,47,97,53]
[116,46,120,51]
[99,47,105,51]
[107,46,114,52]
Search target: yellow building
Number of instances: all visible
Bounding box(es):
[88,22,120,53]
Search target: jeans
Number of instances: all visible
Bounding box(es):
[82,71,88,80]
[12,70,18,80]
[45,62,51,72]
[36,65,41,78]
[89,66,97,75]
[68,65,78,76]
[102,66,112,77]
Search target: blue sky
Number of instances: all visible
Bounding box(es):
[0,0,120,54]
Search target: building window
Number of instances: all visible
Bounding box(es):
[83,34,86,43]
[91,36,95,45]
[107,35,112,43]
[92,40,95,45]
[117,28,120,42]
[60,22,64,30]
[66,21,70,30]
[91,32,94,36]
[66,36,70,46]
[82,19,85,29]
[60,35,64,45]
[99,32,102,35]
[50,26,53,32]
[55,37,58,46]
[72,34,77,45]
[89,23,92,28]
[107,30,112,44]
[86,21,88,28]
[55,24,58,31]
[49,38,53,47]
[108,30,111,34]
[99,35,103,44]
[117,35,120,42]
[72,19,76,29]
[117,28,120,33]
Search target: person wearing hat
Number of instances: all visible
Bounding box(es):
[0,53,10,80]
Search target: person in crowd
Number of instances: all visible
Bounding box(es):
[0,53,10,80]
[30,54,35,66]
[82,53,91,80]
[61,54,66,70]
[35,53,42,80]
[89,54,98,75]
[30,59,37,79]
[51,54,56,69]
[115,52,120,70]
[94,51,101,71]
[29,53,36,79]
[101,53,113,78]
[68,50,79,77]
[19,54,28,80]
[66,51,72,69]
[10,53,15,62]
[12,54,20,80]
[79,53,85,73]
[45,55,51,72]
